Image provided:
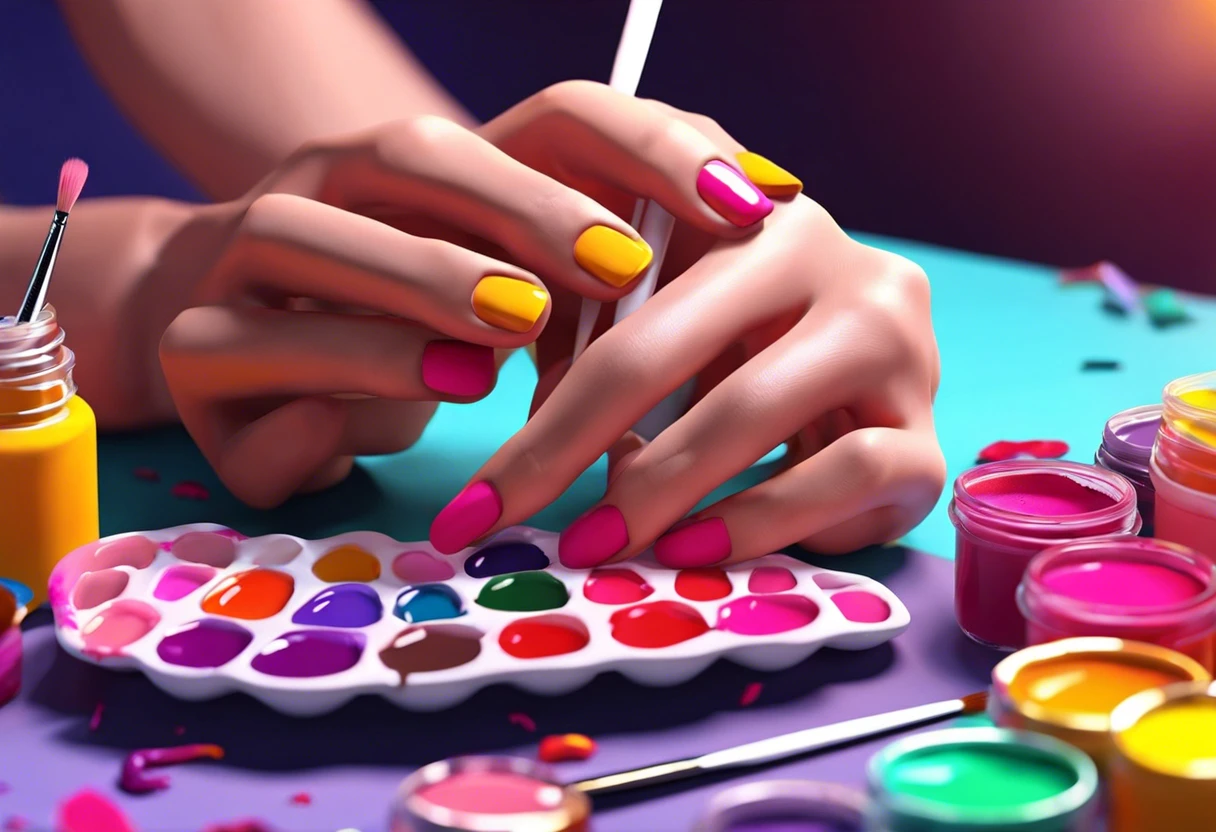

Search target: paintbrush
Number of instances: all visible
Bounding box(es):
[16,159,89,323]
[573,691,989,796]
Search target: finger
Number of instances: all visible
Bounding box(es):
[211,193,551,340]
[642,99,803,199]
[486,80,775,230]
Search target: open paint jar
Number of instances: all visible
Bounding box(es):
[1153,372,1216,557]
[0,582,22,706]
[1108,681,1216,832]
[949,460,1141,650]
[390,756,590,832]
[866,727,1099,831]
[1018,537,1216,670]
[692,780,867,832]
[988,637,1210,769]
[1094,405,1161,535]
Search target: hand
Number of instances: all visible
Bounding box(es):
[429,82,946,564]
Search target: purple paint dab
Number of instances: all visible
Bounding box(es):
[292,584,383,628]
[464,542,549,578]
[250,630,364,678]
[157,619,253,669]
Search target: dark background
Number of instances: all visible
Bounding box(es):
[2,0,1214,293]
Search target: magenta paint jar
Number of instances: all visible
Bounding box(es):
[1095,405,1161,536]
[1018,536,1216,672]
[950,460,1141,651]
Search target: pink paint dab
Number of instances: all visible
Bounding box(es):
[57,789,137,832]
[508,712,537,732]
[832,591,891,624]
[3,817,29,831]
[739,682,763,707]
[133,467,160,482]
[289,792,311,806]
[748,567,796,593]
[89,703,104,732]
[171,481,211,501]
[202,821,274,832]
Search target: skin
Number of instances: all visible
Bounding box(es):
[0,0,945,563]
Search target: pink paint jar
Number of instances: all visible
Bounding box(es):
[950,460,1141,651]
[1095,405,1161,536]
[1018,537,1216,671]
[0,583,22,706]
[1152,372,1216,558]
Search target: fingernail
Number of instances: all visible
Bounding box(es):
[472,276,549,332]
[697,160,773,226]
[735,152,803,198]
[430,481,502,554]
[421,340,496,397]
[654,517,731,568]
[573,226,653,288]
[559,505,629,569]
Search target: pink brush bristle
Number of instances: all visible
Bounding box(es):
[56,158,88,214]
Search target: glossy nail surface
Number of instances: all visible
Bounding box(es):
[697,161,773,226]
[420,341,495,397]
[736,152,803,197]
[430,481,503,554]
[654,517,732,568]
[471,276,548,332]
[559,505,629,569]
[573,226,653,288]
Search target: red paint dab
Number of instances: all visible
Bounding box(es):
[739,682,763,707]
[674,568,732,601]
[499,615,590,659]
[289,792,311,806]
[538,733,597,763]
[171,481,211,500]
[508,712,537,732]
[609,601,709,648]
[978,440,1069,463]
[133,467,160,482]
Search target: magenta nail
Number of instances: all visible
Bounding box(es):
[559,505,629,569]
[421,341,496,397]
[696,161,773,227]
[430,481,502,554]
[654,517,732,568]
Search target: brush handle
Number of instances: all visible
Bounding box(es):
[17,211,67,323]
[573,757,701,796]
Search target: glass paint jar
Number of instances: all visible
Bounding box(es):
[1153,371,1216,557]
[1018,537,1216,670]
[0,306,99,607]
[1094,405,1160,535]
[865,727,1099,831]
[693,780,867,832]
[950,461,1140,651]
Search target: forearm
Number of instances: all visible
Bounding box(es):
[58,0,473,201]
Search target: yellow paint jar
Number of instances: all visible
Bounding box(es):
[1108,681,1216,832]
[0,306,99,607]
[989,637,1210,769]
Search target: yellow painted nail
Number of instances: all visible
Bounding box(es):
[472,276,548,332]
[573,225,653,288]
[735,152,803,197]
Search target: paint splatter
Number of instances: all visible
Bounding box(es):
[538,734,597,763]
[2,817,29,831]
[508,712,537,732]
[0,782,9,796]
[1081,359,1120,371]
[132,467,160,482]
[57,790,136,832]
[1058,264,1101,285]
[977,440,1069,463]
[1144,288,1189,327]
[170,481,210,501]
[120,744,224,794]
[740,682,764,707]
[89,703,104,732]
[289,792,311,806]
[202,821,274,832]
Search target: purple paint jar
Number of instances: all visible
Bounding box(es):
[692,780,867,832]
[1096,405,1161,536]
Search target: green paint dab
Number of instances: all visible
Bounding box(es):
[476,571,569,612]
[882,745,1077,809]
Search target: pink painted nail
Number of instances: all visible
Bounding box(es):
[430,481,502,554]
[696,161,774,227]
[654,517,732,568]
[421,340,496,397]
[559,505,629,569]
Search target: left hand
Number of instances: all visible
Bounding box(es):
[431,83,946,567]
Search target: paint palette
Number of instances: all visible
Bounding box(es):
[50,525,910,716]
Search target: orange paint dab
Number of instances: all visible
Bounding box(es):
[312,545,381,583]
[200,570,295,620]
[538,734,597,763]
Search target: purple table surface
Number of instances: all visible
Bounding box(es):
[0,546,1002,832]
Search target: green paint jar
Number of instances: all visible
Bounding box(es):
[865,727,1099,831]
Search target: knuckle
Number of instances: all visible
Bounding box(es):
[838,430,899,491]
[638,118,703,160]
[374,115,465,170]
[239,193,296,239]
[534,79,605,116]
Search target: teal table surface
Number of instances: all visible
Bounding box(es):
[97,232,1216,559]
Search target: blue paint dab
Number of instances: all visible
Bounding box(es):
[464,543,549,578]
[393,584,465,623]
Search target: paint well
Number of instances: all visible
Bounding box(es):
[252,536,303,566]
[476,571,568,612]
[749,566,798,594]
[813,573,857,590]
[499,614,590,659]
[417,770,564,814]
[583,568,654,605]
[81,600,160,656]
[1039,560,1204,608]
[832,591,891,624]
[726,819,853,832]
[379,624,482,684]
[610,601,709,648]
[170,532,237,568]
[675,567,733,601]
[93,536,157,570]
[153,565,216,601]
[1118,697,1216,775]
[312,545,381,582]
[200,569,294,620]
[464,542,549,578]
[1008,656,1189,717]
[968,472,1116,516]
[156,618,252,668]
[250,630,364,678]
[73,569,130,610]
[392,550,456,584]
[294,584,384,627]
[393,584,464,623]
[717,595,819,636]
[881,744,1078,808]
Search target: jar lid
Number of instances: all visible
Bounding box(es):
[692,780,867,832]
[1101,404,1162,468]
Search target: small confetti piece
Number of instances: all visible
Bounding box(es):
[203,821,275,832]
[739,682,764,707]
[538,734,597,763]
[978,440,1069,463]
[132,467,160,482]
[170,481,210,501]
[1144,288,1189,327]
[1097,261,1141,313]
[89,703,104,732]
[3,817,29,831]
[508,712,537,732]
[174,725,185,736]
[289,792,311,806]
[57,789,136,832]
[1082,359,1121,371]
[1058,264,1101,285]
[120,744,224,794]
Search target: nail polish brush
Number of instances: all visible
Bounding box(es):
[16,159,89,323]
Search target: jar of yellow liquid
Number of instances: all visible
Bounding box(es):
[1152,371,1216,557]
[0,305,98,607]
